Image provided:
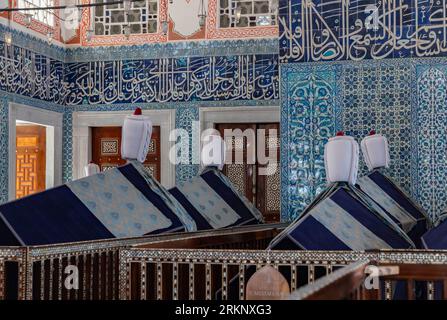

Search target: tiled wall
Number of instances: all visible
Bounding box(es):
[0,93,66,204]
[4,0,447,223]
[63,54,278,105]
[279,0,447,221]
[0,26,280,204]
[278,0,447,63]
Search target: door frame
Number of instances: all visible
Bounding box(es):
[200,106,280,130]
[199,106,280,162]
[72,109,176,188]
[8,103,63,201]
[199,105,281,219]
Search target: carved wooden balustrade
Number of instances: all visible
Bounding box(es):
[120,249,447,300]
[3,222,447,300]
[0,247,27,300]
[289,255,447,300]
[289,260,371,300]
[0,223,285,300]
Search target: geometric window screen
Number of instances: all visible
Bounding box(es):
[225,163,247,195]
[101,164,118,171]
[18,0,54,26]
[94,0,158,35]
[144,163,157,178]
[100,138,119,155]
[218,0,277,28]
[265,166,280,211]
[148,139,156,154]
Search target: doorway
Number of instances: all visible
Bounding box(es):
[215,122,280,222]
[8,103,63,201]
[15,123,47,199]
[91,126,161,181]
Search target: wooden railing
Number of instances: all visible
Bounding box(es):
[4,222,447,300]
[289,260,371,300]
[0,223,285,300]
[0,247,27,300]
[120,249,447,300]
[289,259,447,300]
[120,249,357,300]
[379,262,447,300]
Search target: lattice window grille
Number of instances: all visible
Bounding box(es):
[94,0,158,36]
[218,0,277,28]
[18,0,55,26]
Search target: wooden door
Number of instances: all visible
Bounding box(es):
[217,123,256,206]
[256,123,280,222]
[215,123,280,222]
[91,126,161,181]
[16,125,46,199]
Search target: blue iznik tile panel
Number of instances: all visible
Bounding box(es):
[279,0,447,63]
[62,112,73,183]
[342,62,413,191]
[0,97,8,204]
[281,64,340,220]
[280,59,447,222]
[175,107,200,183]
[65,38,279,62]
[0,24,65,61]
[415,63,447,221]
[63,54,279,105]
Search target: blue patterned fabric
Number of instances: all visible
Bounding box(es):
[170,167,263,230]
[368,171,427,221]
[0,186,114,245]
[173,177,241,229]
[169,188,212,230]
[358,175,417,232]
[127,161,197,232]
[358,170,428,246]
[209,169,264,223]
[67,168,173,238]
[118,162,191,233]
[0,162,193,245]
[201,168,263,224]
[269,185,414,250]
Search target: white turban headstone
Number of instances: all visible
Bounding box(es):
[84,161,100,177]
[361,130,390,171]
[324,131,359,185]
[201,133,226,170]
[121,107,153,163]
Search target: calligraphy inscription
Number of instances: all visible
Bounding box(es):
[64,55,279,105]
[0,42,279,106]
[279,0,447,62]
[0,45,65,104]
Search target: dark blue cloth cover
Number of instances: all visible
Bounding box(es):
[118,164,185,234]
[269,187,413,250]
[170,169,260,230]
[0,163,187,246]
[422,221,447,249]
[368,171,428,247]
[368,171,426,220]
[200,170,259,226]
[169,187,213,230]
[0,186,114,245]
